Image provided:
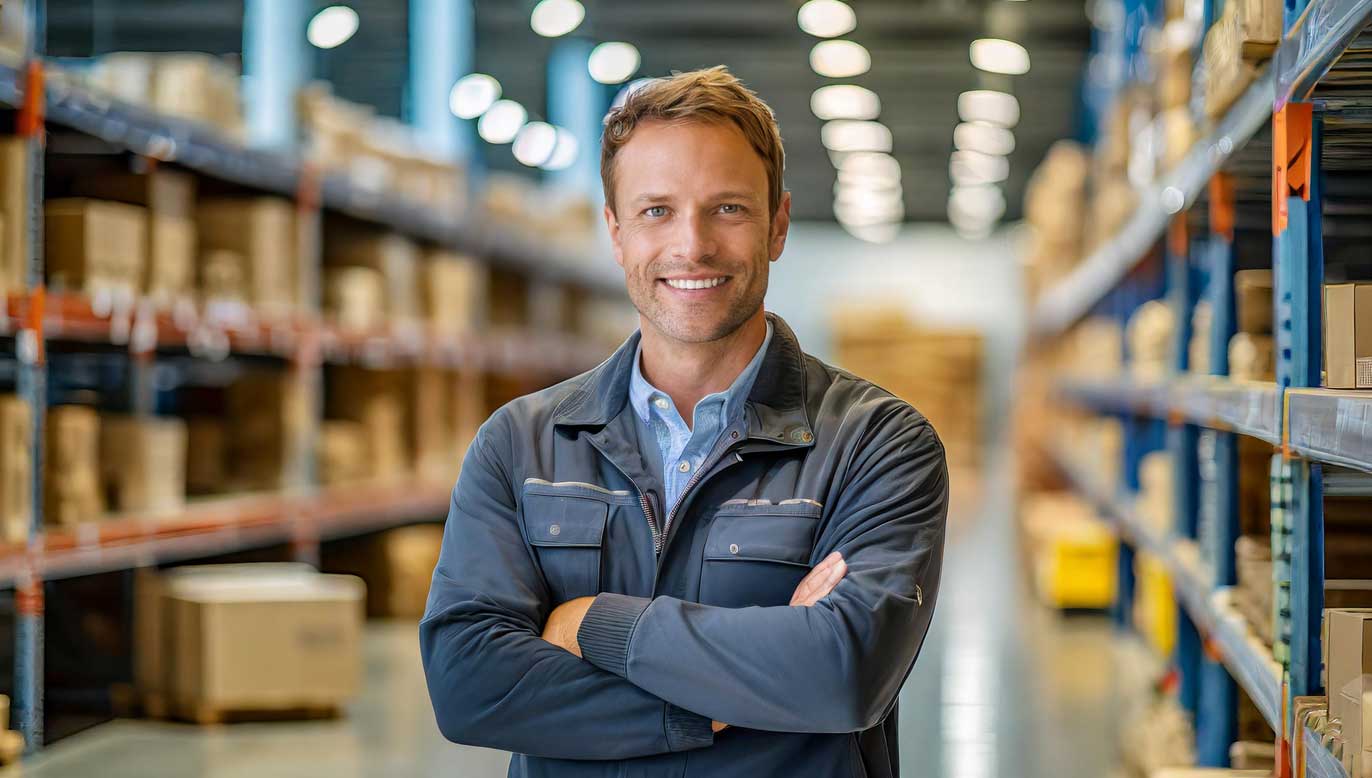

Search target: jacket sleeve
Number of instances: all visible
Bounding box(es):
[419,412,714,759]
[576,404,948,734]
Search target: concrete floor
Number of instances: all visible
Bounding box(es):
[14,463,1142,777]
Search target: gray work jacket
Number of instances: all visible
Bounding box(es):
[420,313,948,778]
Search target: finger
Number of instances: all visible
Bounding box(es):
[815,558,847,600]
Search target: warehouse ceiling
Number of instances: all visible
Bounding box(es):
[45,0,1091,224]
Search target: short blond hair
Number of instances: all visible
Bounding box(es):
[601,66,786,217]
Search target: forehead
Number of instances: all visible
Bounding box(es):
[613,119,768,197]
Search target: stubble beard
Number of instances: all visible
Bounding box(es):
[629,259,768,346]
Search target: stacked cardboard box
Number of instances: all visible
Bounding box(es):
[184,418,227,496]
[832,309,984,469]
[99,415,187,515]
[321,524,444,618]
[0,136,26,294]
[451,367,487,463]
[135,564,364,722]
[1022,141,1091,298]
[409,367,453,480]
[44,406,104,527]
[71,170,197,308]
[1138,451,1174,535]
[324,266,386,332]
[422,250,488,336]
[327,368,409,480]
[226,369,311,491]
[1226,270,1275,381]
[197,198,299,318]
[89,53,245,141]
[1324,609,1372,777]
[317,421,370,486]
[1325,282,1372,388]
[1128,300,1175,380]
[0,396,31,544]
[1203,0,1281,119]
[326,230,420,328]
[45,198,147,298]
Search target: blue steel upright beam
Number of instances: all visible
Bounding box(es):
[408,0,475,163]
[548,39,611,198]
[243,0,310,150]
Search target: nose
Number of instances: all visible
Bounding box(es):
[669,209,718,264]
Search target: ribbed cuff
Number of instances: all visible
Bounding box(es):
[665,704,715,752]
[577,592,650,678]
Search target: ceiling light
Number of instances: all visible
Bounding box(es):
[448,73,501,119]
[798,0,857,38]
[589,42,640,85]
[970,38,1031,75]
[838,151,901,180]
[811,85,880,121]
[810,40,871,78]
[513,122,559,167]
[840,220,901,243]
[477,100,526,144]
[835,200,905,226]
[954,121,1016,156]
[821,120,892,153]
[307,5,359,49]
[958,90,1020,127]
[834,180,903,203]
[540,128,579,171]
[530,0,584,37]
[950,150,1009,185]
[949,184,1006,221]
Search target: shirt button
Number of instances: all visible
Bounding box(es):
[549,524,561,536]
[654,397,669,410]
[677,461,691,473]
[729,543,740,555]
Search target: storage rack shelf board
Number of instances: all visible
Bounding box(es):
[0,480,451,585]
[1286,389,1372,474]
[1303,725,1352,778]
[0,60,622,297]
[1057,378,1282,445]
[1029,0,1372,338]
[1048,447,1285,731]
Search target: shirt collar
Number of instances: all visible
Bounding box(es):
[629,320,774,427]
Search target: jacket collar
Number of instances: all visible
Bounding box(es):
[553,312,813,445]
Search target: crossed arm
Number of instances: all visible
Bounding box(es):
[419,405,947,759]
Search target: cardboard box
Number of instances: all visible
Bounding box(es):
[197,198,296,316]
[99,415,187,515]
[0,396,31,543]
[198,249,246,306]
[322,524,443,618]
[317,421,368,486]
[134,564,359,720]
[324,266,385,332]
[44,405,104,527]
[1229,333,1274,382]
[185,418,226,496]
[328,232,420,325]
[70,170,197,305]
[0,137,26,293]
[1235,269,1274,334]
[45,198,147,297]
[226,370,310,491]
[451,367,486,462]
[1325,283,1372,389]
[328,368,408,479]
[151,54,245,139]
[1233,0,1283,59]
[1326,609,1372,767]
[423,251,488,335]
[410,368,452,479]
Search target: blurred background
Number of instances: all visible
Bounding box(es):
[0,0,1367,776]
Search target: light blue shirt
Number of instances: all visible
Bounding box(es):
[628,321,773,518]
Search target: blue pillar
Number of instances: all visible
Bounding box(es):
[243,0,311,149]
[547,39,610,197]
[408,0,475,162]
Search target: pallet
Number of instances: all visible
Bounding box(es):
[143,693,342,726]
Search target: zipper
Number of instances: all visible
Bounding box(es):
[522,478,631,497]
[581,436,666,555]
[657,447,743,556]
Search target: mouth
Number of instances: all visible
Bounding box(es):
[659,276,730,291]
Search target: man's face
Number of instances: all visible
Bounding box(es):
[605,119,790,345]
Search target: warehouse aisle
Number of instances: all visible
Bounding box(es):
[16,456,1136,778]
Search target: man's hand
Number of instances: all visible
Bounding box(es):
[790,551,846,606]
[541,596,596,658]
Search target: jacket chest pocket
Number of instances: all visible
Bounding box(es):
[699,501,822,608]
[521,485,616,604]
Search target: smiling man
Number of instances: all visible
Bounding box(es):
[420,66,948,778]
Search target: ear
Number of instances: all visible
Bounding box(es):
[604,204,625,269]
[768,191,792,262]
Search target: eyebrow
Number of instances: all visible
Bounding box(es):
[629,191,761,205]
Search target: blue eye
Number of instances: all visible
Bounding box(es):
[720,204,741,214]
[645,206,667,218]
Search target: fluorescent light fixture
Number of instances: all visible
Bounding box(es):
[957,90,1020,127]
[834,181,903,205]
[949,184,1006,221]
[513,122,559,167]
[954,121,1016,156]
[589,42,641,85]
[950,150,1009,185]
[821,120,892,153]
[477,100,526,144]
[838,151,901,179]
[530,0,584,37]
[840,220,900,243]
[308,5,359,49]
[970,38,1030,75]
[448,73,501,119]
[810,40,871,78]
[798,0,857,38]
[811,85,880,121]
[541,128,579,171]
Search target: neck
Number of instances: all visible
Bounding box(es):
[639,310,768,429]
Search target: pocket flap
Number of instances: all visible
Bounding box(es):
[523,494,609,548]
[704,512,818,566]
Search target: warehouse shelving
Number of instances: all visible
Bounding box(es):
[1033,0,1372,773]
[1047,445,1284,731]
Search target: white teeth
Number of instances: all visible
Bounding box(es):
[665,277,726,290]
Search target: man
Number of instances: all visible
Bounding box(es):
[421,66,947,778]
